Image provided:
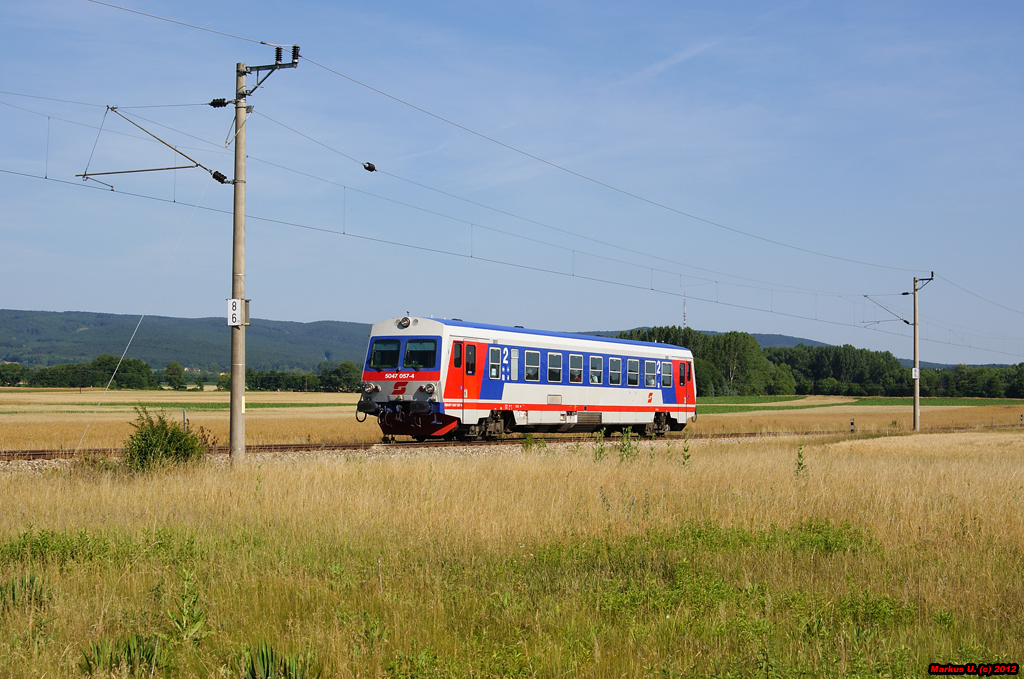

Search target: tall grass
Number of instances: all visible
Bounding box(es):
[0,431,1021,676]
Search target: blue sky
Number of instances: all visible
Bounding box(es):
[1,0,1022,365]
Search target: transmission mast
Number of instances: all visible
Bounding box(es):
[217,46,300,466]
[903,272,934,432]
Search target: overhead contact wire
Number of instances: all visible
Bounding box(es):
[82,1,927,274]
[6,167,1019,359]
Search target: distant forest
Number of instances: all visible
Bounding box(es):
[0,309,371,370]
[618,326,1024,398]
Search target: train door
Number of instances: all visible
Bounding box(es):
[462,342,485,408]
[443,340,466,416]
[686,360,696,405]
[674,359,696,410]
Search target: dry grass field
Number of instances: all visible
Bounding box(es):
[1,426,1022,677]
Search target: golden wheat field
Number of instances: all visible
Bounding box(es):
[0,429,1022,677]
[701,401,1024,435]
[0,387,379,450]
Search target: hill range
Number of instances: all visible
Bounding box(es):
[0,309,975,371]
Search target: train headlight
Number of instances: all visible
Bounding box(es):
[361,382,379,394]
[420,383,435,395]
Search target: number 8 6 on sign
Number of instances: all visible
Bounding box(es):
[227,299,249,327]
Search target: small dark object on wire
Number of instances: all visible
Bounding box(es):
[362,162,376,172]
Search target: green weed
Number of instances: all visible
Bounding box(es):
[79,633,170,676]
[0,573,49,613]
[164,569,209,646]
[0,527,198,567]
[592,428,606,461]
[618,427,637,463]
[236,641,323,679]
[521,434,546,452]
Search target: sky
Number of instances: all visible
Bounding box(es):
[1,0,1022,365]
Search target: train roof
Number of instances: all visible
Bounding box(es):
[384,317,690,353]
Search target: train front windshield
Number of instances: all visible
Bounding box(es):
[404,339,437,370]
[369,340,400,369]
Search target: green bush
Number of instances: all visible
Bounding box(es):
[122,407,209,471]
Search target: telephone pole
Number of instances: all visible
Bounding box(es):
[221,46,299,465]
[905,272,933,432]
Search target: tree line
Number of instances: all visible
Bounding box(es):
[0,355,363,393]
[618,326,1024,398]
[0,354,158,389]
[4,331,1022,399]
[242,361,362,392]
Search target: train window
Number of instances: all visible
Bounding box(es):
[679,360,685,386]
[569,354,583,383]
[687,362,692,383]
[590,356,603,384]
[525,351,540,382]
[510,349,519,381]
[404,339,437,370]
[662,362,673,388]
[609,358,621,386]
[466,345,476,375]
[489,347,501,379]
[645,361,657,387]
[548,352,562,383]
[627,359,639,386]
[453,342,463,369]
[369,339,400,369]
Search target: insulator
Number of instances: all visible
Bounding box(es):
[275,46,282,63]
[292,45,300,63]
[211,171,228,184]
[209,98,228,108]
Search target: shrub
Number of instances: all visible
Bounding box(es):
[122,407,209,471]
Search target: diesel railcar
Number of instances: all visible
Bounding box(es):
[356,316,696,440]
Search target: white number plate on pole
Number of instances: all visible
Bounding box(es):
[228,298,244,327]
[912,367,920,379]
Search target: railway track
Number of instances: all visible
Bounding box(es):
[2,423,1021,462]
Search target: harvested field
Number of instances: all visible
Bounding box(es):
[0,430,1022,676]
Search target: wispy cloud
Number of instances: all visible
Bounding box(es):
[618,0,809,86]
[631,38,728,82]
